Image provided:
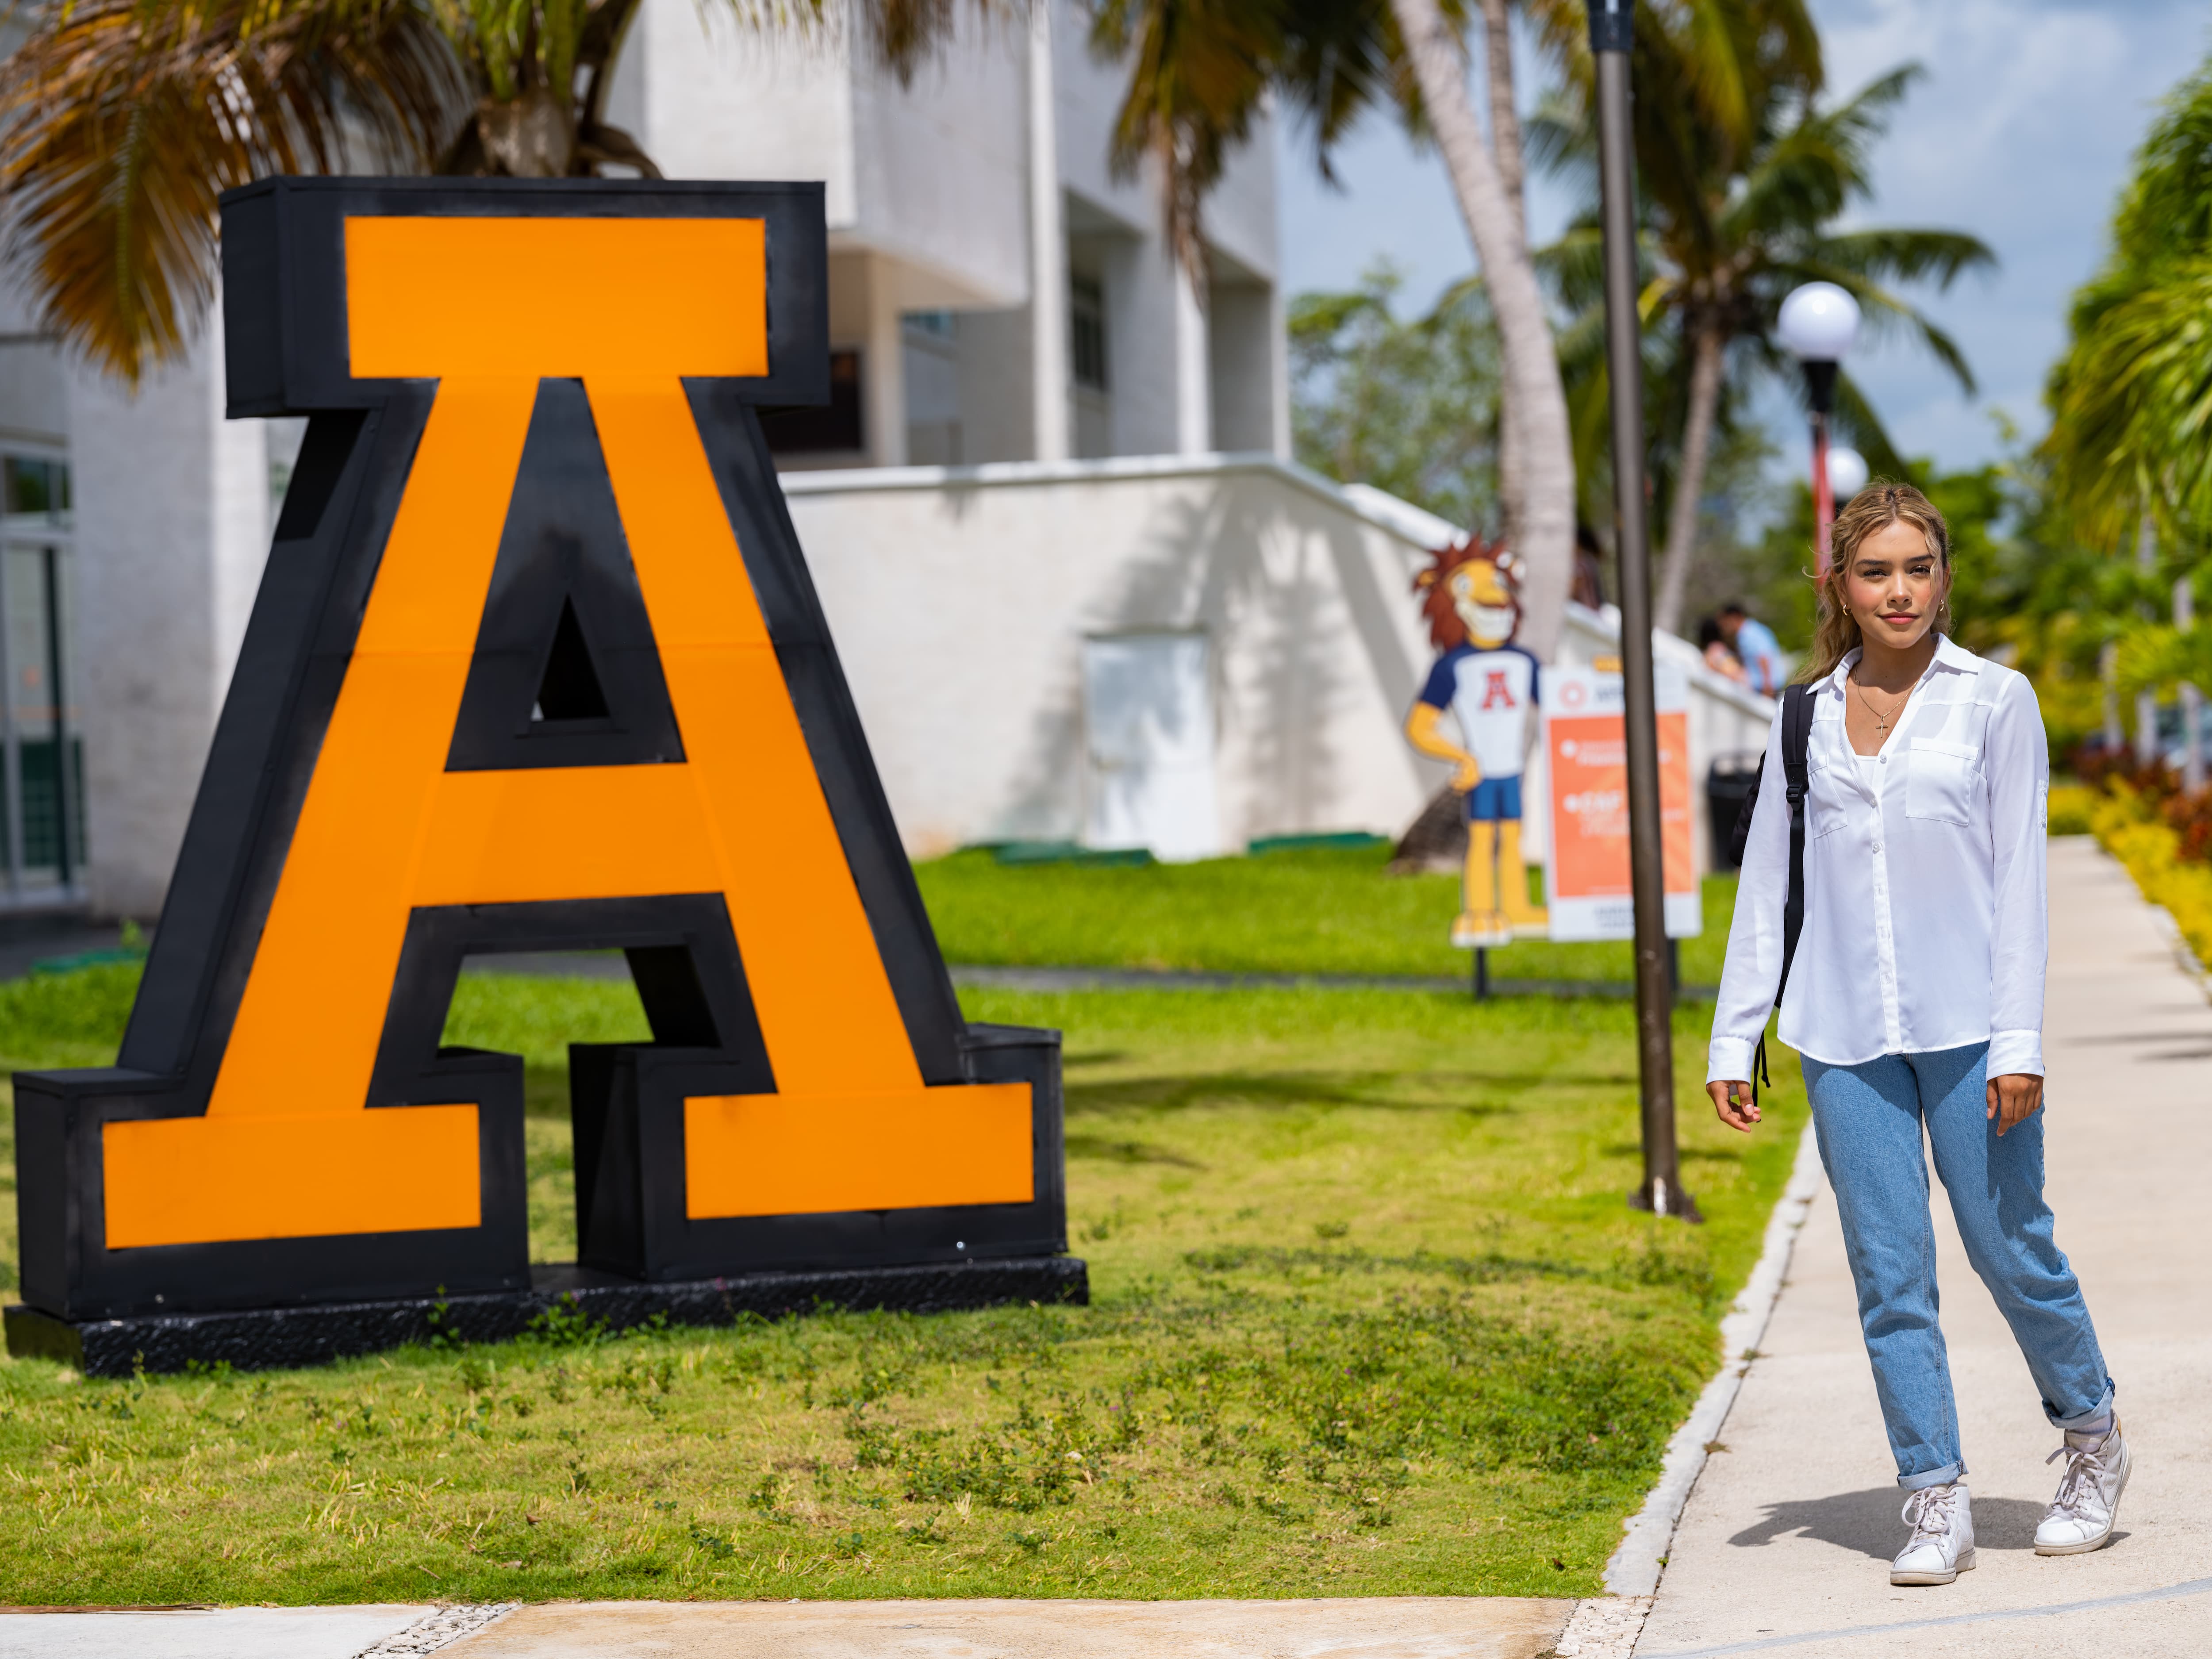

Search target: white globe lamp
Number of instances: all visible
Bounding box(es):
[1827,445,1870,503]
[1776,282,1866,572]
[1775,282,1863,367]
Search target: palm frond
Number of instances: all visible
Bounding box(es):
[2045,255,2212,548]
[0,0,469,380]
[1808,227,1994,292]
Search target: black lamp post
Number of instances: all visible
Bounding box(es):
[1590,0,1696,1221]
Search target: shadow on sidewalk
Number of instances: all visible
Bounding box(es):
[1727,1488,2051,1559]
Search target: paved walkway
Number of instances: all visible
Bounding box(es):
[0,1598,1585,1659]
[439,1598,1577,1657]
[0,1604,428,1659]
[1639,837,2212,1656]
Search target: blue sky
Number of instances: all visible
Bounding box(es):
[1275,0,2211,479]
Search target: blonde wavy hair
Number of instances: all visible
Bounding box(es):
[1799,480,1953,684]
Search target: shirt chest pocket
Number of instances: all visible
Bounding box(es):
[1905,737,1979,826]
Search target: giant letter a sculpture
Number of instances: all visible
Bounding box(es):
[8,181,1074,1373]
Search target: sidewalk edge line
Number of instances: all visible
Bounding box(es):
[1601,1118,1822,1601]
[2139,902,2212,998]
[2088,835,2212,999]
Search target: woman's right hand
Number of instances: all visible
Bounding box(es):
[1708,1079,1760,1133]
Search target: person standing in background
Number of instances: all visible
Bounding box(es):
[1720,602,1785,696]
[1699,616,1750,684]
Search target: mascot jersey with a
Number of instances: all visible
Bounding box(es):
[1402,537,1549,948]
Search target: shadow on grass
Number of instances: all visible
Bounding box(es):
[1184,1240,1717,1301]
[1069,1070,1626,1114]
[1064,1133,1207,1168]
[525,1065,572,1118]
[1603,1141,1747,1164]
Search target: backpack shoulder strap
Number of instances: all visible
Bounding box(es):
[1781,681,1813,793]
[1777,682,1813,1005]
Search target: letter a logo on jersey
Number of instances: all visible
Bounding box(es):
[1479,668,1517,710]
[14,183,1068,1325]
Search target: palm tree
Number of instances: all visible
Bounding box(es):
[1098,0,1839,653]
[2045,62,2212,551]
[0,0,946,380]
[1532,59,1991,634]
[2043,61,2212,783]
[1094,0,1582,654]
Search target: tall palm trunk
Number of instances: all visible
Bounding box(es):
[1655,316,1724,637]
[1478,0,1528,550]
[1394,0,1574,658]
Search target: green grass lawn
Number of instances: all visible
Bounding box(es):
[0,954,1804,1605]
[916,845,1736,985]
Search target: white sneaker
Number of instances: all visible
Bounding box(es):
[1891,1482,1975,1586]
[2036,1417,2130,1555]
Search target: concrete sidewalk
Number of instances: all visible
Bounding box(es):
[0,1604,430,1659]
[0,1597,1585,1659]
[1638,837,2212,1657]
[440,1598,1578,1658]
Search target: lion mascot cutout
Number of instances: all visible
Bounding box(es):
[1405,537,1548,947]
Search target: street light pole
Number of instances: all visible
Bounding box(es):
[1591,0,1694,1222]
[1810,392,1834,572]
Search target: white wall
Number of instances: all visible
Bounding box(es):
[621,0,858,227]
[849,38,1029,309]
[69,318,271,918]
[783,456,1451,857]
[785,461,1774,873]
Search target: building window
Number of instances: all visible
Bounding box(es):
[3,456,69,522]
[1071,274,1108,393]
[760,349,865,455]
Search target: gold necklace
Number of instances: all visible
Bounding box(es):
[1852,675,1910,735]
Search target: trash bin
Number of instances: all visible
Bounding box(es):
[1706,753,1763,870]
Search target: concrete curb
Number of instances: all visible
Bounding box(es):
[1601,1118,1824,1601]
[354,1604,518,1656]
[1554,1594,1656,1656]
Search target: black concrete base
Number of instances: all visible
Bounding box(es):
[4,1254,1088,1378]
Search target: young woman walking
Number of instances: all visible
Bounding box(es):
[1707,483,2126,1587]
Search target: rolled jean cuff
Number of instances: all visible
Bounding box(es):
[1898,1461,1965,1491]
[2049,1381,2117,1432]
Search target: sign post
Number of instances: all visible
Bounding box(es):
[1591,0,1695,1221]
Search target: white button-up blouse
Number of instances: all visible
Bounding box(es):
[1708,634,2050,1083]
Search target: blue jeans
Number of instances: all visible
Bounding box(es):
[1801,1042,2114,1490]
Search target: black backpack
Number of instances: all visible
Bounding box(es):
[1725,683,1813,1103]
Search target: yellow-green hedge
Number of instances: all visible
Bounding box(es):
[2086,783,2212,968]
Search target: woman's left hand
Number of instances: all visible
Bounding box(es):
[1986,1072,2043,1136]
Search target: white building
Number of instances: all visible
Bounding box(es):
[0,3,1767,918]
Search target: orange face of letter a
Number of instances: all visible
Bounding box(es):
[100,218,1032,1250]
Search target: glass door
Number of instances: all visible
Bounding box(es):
[1,454,79,899]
